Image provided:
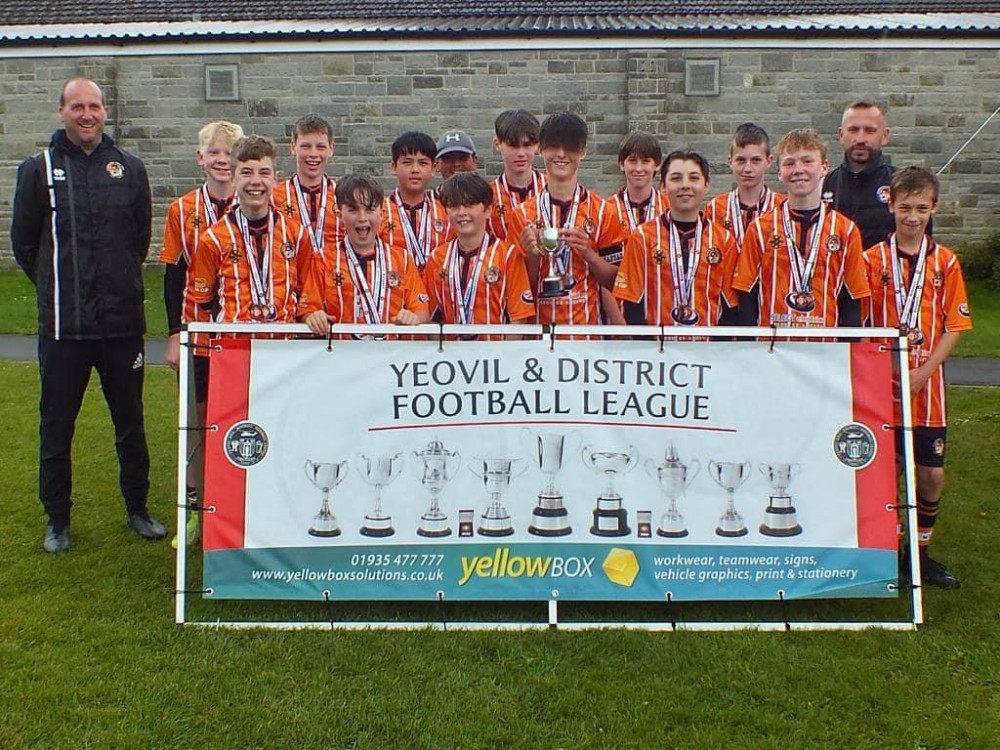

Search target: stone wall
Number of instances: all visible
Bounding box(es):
[1,47,997,265]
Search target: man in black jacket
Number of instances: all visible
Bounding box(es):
[11,76,167,553]
[822,99,896,251]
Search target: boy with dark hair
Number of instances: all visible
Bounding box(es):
[863,166,972,589]
[706,122,784,248]
[614,149,738,327]
[302,173,430,332]
[489,109,545,241]
[507,112,627,326]
[380,131,452,270]
[191,135,312,323]
[608,132,669,232]
[423,173,534,335]
[160,119,243,545]
[733,128,870,328]
[436,129,479,181]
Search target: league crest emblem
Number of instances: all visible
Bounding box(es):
[825,235,842,253]
[105,161,125,179]
[706,247,722,266]
[224,422,269,468]
[833,423,877,469]
[876,185,891,204]
[485,266,501,284]
[387,271,401,289]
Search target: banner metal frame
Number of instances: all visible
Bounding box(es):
[174,323,921,632]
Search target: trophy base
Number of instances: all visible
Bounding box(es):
[657,528,689,539]
[759,497,801,537]
[715,526,749,538]
[591,499,630,537]
[759,523,802,537]
[417,527,452,538]
[479,507,514,537]
[308,526,341,538]
[529,497,571,537]
[360,514,395,538]
[478,525,515,537]
[418,510,451,538]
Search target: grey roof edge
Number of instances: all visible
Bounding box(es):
[2,14,999,45]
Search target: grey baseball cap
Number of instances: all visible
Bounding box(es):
[436,130,477,157]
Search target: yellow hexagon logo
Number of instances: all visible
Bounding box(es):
[602,547,639,588]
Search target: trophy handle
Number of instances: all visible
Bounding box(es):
[758,463,770,480]
[581,444,593,468]
[512,461,528,480]
[624,445,640,473]
[467,463,484,480]
[686,458,701,487]
[790,463,801,478]
[447,451,462,475]
[304,459,316,482]
[643,457,658,480]
[739,461,753,485]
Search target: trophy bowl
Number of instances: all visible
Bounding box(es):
[357,453,404,538]
[646,444,700,538]
[470,457,526,537]
[413,439,461,537]
[305,459,349,537]
[708,459,752,538]
[523,428,577,537]
[582,444,638,537]
[759,462,802,537]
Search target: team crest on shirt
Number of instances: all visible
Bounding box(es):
[706,247,722,266]
[770,234,783,250]
[227,247,242,262]
[521,290,535,304]
[418,293,430,303]
[653,250,666,265]
[485,266,501,284]
[583,218,595,235]
[825,235,842,253]
[723,218,733,230]
[106,161,125,179]
[876,186,892,204]
[832,423,877,469]
[433,219,445,234]
[281,241,296,259]
[333,271,344,287]
[387,271,401,289]
[932,271,944,288]
[958,302,970,317]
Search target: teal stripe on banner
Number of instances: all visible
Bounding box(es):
[203,544,897,602]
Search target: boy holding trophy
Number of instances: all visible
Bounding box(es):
[863,167,972,589]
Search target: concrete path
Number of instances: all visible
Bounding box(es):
[0,334,995,386]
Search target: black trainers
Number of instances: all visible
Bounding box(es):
[920,549,961,590]
[43,522,71,553]
[127,512,168,541]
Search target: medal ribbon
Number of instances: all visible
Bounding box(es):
[447,235,491,325]
[620,188,659,233]
[233,211,275,314]
[538,185,582,275]
[780,202,826,296]
[499,171,542,210]
[726,185,773,246]
[889,234,929,334]
[393,189,433,267]
[666,214,703,313]
[344,237,389,324]
[292,176,330,259]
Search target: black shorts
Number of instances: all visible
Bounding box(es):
[193,354,210,405]
[895,426,947,468]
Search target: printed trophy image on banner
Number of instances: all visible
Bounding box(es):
[413,439,461,538]
[305,459,349,537]
[583,444,638,537]
[709,460,752,538]
[356,453,404,537]
[646,443,700,538]
[524,428,578,537]
[470,457,526,537]
[759,463,803,537]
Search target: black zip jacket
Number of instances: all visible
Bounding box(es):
[11,130,151,340]
[821,151,896,252]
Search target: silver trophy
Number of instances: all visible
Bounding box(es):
[305,459,349,537]
[470,457,526,537]
[539,226,576,298]
[759,463,803,537]
[709,460,752,537]
[524,429,577,537]
[646,444,700,538]
[582,444,638,537]
[413,440,461,537]
[356,453,404,537]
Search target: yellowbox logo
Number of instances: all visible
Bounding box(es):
[458,548,594,586]
[602,548,639,587]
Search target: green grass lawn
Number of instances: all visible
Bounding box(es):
[1,362,998,749]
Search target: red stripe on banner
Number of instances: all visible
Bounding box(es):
[850,342,897,550]
[203,338,252,551]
